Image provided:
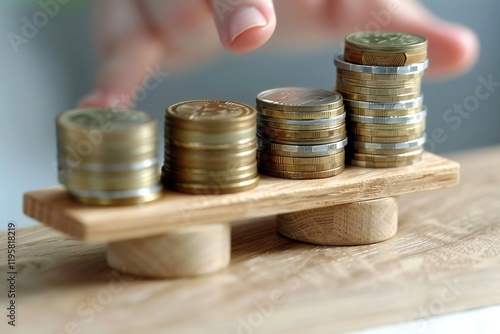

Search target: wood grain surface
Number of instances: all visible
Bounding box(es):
[1,146,499,334]
[107,224,231,278]
[277,196,399,245]
[23,152,459,242]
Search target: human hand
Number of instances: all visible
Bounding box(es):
[79,0,479,108]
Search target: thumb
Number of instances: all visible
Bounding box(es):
[210,0,277,52]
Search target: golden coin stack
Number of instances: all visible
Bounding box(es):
[256,87,348,179]
[162,100,259,194]
[57,108,162,205]
[335,31,428,167]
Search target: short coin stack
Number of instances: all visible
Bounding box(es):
[335,31,428,167]
[57,108,162,205]
[256,88,347,179]
[162,100,259,194]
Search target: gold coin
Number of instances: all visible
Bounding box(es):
[269,133,347,145]
[163,175,259,195]
[336,82,421,96]
[257,118,345,131]
[257,150,344,165]
[259,165,345,179]
[70,189,162,206]
[350,118,425,128]
[166,137,256,151]
[344,48,427,66]
[349,125,425,137]
[336,75,422,88]
[346,106,422,116]
[338,90,421,102]
[349,149,423,162]
[348,158,421,168]
[351,145,423,155]
[166,100,256,131]
[336,69,424,81]
[350,132,424,143]
[257,105,344,119]
[167,126,255,146]
[345,31,427,53]
[258,160,344,172]
[256,88,343,111]
[258,125,345,140]
[162,165,258,183]
[165,151,256,169]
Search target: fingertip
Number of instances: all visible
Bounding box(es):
[78,89,132,108]
[426,24,480,79]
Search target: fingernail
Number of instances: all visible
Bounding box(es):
[228,6,267,43]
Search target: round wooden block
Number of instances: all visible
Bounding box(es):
[107,224,231,278]
[277,196,398,246]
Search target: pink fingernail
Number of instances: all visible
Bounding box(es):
[228,6,267,43]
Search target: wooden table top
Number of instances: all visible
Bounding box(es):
[1,146,500,334]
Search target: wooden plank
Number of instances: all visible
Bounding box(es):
[3,145,500,333]
[23,152,459,242]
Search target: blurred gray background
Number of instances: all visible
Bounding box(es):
[1,0,499,228]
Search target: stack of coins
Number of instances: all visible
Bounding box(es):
[255,88,348,179]
[335,31,428,167]
[57,108,162,205]
[162,100,259,194]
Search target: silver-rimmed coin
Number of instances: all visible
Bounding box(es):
[343,96,423,110]
[348,107,427,124]
[256,87,343,111]
[350,134,426,150]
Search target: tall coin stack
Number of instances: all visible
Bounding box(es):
[335,31,428,167]
[256,88,348,179]
[162,100,259,194]
[57,108,162,205]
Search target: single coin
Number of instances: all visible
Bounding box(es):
[257,125,345,140]
[336,68,424,81]
[166,126,255,145]
[266,133,347,145]
[336,74,422,88]
[165,161,257,175]
[257,117,345,131]
[336,82,421,96]
[351,145,423,155]
[349,108,426,124]
[349,125,425,137]
[350,134,426,150]
[343,96,424,110]
[256,87,343,111]
[350,149,423,162]
[258,160,344,172]
[334,55,428,74]
[162,166,258,183]
[351,132,424,143]
[257,105,344,119]
[338,90,421,102]
[348,158,421,168]
[259,165,345,179]
[166,100,256,131]
[347,106,422,117]
[257,137,348,154]
[166,138,256,151]
[345,31,427,52]
[69,184,162,206]
[344,48,427,66]
[257,150,344,165]
[163,175,259,195]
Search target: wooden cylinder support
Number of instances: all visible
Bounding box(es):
[107,224,231,278]
[277,196,399,246]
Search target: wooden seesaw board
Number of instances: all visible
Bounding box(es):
[23,152,459,278]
